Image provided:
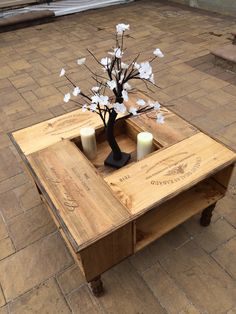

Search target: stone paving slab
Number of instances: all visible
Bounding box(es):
[0,286,5,308]
[161,241,236,314]
[8,203,56,250]
[194,217,235,253]
[0,306,7,314]
[8,278,71,314]
[0,237,15,261]
[0,232,73,301]
[98,260,166,314]
[142,262,190,314]
[0,0,235,312]
[57,264,85,295]
[212,236,236,280]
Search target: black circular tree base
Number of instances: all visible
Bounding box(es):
[104,151,131,169]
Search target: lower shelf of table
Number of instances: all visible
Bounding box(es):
[38,174,226,282]
[134,178,225,252]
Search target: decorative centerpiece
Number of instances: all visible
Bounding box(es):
[60,23,165,168]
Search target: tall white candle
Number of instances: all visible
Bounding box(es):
[137,132,153,161]
[80,127,97,160]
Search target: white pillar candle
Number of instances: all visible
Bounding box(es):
[80,127,97,160]
[137,132,153,161]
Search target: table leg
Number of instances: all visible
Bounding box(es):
[200,203,216,226]
[89,276,104,297]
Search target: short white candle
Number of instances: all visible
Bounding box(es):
[80,127,97,160]
[137,132,153,161]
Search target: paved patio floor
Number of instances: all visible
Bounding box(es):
[0,1,236,313]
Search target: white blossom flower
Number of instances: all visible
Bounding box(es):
[60,68,65,77]
[149,73,155,84]
[122,89,129,102]
[72,86,81,96]
[101,57,111,67]
[107,80,116,90]
[91,94,100,103]
[90,103,97,111]
[112,69,120,76]
[114,102,126,114]
[139,62,152,79]
[129,107,138,115]
[123,82,132,90]
[153,48,164,58]
[82,104,87,112]
[133,62,140,70]
[99,95,109,106]
[77,57,86,65]
[119,73,125,83]
[121,62,129,69]
[148,100,161,110]
[63,93,70,103]
[109,48,123,58]
[156,113,165,124]
[92,86,100,92]
[136,99,146,106]
[116,23,130,35]
[115,48,123,58]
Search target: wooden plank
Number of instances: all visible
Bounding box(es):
[135,178,225,252]
[213,164,235,188]
[12,92,197,156]
[12,110,104,156]
[40,194,85,275]
[105,132,236,216]
[79,223,133,282]
[75,119,159,177]
[27,140,130,251]
[127,93,198,147]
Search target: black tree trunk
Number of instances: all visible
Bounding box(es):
[105,108,122,160]
[104,96,130,168]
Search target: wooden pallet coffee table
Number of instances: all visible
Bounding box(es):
[10,93,236,296]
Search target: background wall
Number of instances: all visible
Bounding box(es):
[169,0,236,17]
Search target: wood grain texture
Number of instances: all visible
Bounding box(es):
[105,132,236,216]
[135,178,225,252]
[213,164,234,188]
[127,92,198,147]
[40,194,85,274]
[79,223,133,282]
[12,92,198,157]
[27,140,130,251]
[90,133,137,177]
[12,109,104,156]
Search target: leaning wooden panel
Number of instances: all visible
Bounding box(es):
[79,223,133,282]
[27,140,130,251]
[105,132,236,216]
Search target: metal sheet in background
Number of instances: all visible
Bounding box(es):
[1,0,133,18]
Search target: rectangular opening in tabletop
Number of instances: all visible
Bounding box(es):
[134,178,226,252]
[72,119,161,177]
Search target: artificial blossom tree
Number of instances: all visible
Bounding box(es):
[60,23,165,168]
